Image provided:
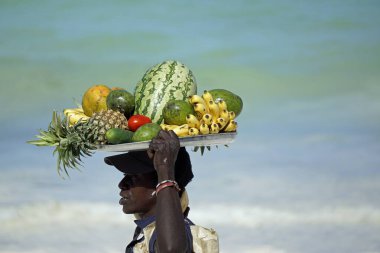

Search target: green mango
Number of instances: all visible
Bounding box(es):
[131,123,161,142]
[209,89,243,117]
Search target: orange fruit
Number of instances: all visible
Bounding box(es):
[82,84,111,116]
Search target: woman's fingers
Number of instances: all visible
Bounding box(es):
[158,129,171,139]
[149,142,165,152]
[147,148,155,159]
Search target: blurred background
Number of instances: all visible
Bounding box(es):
[1,0,380,252]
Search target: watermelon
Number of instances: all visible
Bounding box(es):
[134,60,197,124]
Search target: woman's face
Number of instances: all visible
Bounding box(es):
[118,172,157,218]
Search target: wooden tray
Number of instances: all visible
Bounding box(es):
[96,132,237,152]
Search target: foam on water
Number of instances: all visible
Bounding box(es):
[2,201,380,229]
[1,201,380,253]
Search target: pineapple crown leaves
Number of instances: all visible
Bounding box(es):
[27,111,96,178]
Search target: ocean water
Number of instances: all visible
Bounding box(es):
[1,0,380,252]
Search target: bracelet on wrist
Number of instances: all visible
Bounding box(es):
[151,180,181,196]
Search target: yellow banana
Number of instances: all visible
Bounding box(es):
[224,120,237,132]
[199,123,210,135]
[64,107,84,114]
[172,124,189,137]
[201,113,213,125]
[189,95,208,108]
[219,109,230,122]
[63,109,77,116]
[216,117,227,130]
[208,100,220,122]
[202,90,214,105]
[169,125,181,131]
[189,127,199,136]
[68,113,90,125]
[228,111,236,120]
[217,100,227,112]
[160,124,180,131]
[63,108,90,125]
[186,114,200,129]
[194,103,208,119]
[66,115,76,126]
[72,107,84,113]
[210,123,220,134]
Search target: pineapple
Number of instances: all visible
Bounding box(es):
[28,109,128,176]
[88,110,129,145]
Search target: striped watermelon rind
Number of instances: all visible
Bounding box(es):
[134,60,197,124]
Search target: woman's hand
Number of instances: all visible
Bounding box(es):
[147,130,180,181]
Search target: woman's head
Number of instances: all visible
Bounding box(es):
[107,148,194,217]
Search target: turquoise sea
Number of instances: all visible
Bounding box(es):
[1,1,380,252]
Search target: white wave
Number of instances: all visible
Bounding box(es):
[2,201,380,231]
[1,201,380,253]
[0,201,129,231]
[190,203,380,228]
[242,245,287,253]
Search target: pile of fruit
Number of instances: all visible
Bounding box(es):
[29,60,243,176]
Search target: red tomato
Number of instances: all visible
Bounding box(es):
[128,115,152,132]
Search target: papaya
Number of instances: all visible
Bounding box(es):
[82,84,111,116]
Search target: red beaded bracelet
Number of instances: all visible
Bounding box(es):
[153,180,181,196]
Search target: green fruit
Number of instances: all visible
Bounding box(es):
[131,123,161,142]
[105,128,134,144]
[163,100,195,125]
[106,89,135,118]
[134,60,197,124]
[209,89,243,117]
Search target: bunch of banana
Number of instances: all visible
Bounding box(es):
[63,107,90,126]
[187,90,237,135]
[161,91,238,138]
